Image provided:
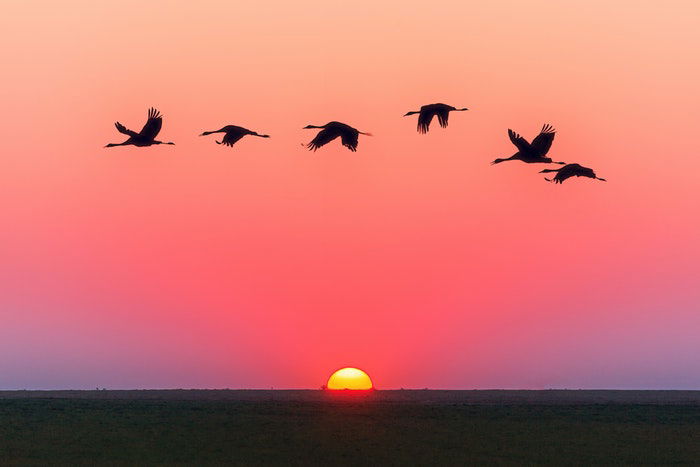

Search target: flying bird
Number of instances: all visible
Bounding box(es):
[540,163,607,184]
[105,108,174,148]
[491,124,564,165]
[403,103,469,133]
[304,121,372,152]
[200,125,270,147]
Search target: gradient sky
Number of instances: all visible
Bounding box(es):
[1,0,699,389]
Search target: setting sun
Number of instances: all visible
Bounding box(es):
[326,368,373,390]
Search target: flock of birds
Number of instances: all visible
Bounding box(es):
[105,104,606,184]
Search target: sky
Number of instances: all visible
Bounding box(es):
[1,0,699,390]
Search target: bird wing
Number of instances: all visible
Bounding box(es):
[530,124,556,156]
[340,129,359,152]
[436,108,450,128]
[507,129,531,152]
[307,128,340,151]
[571,165,597,179]
[554,164,577,183]
[220,131,246,147]
[417,110,435,134]
[115,122,138,137]
[138,107,163,140]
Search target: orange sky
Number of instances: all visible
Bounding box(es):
[1,0,699,389]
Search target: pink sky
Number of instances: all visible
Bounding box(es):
[1,0,699,389]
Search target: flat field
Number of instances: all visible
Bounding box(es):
[1,390,699,465]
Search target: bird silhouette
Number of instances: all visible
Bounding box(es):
[540,163,607,184]
[304,121,372,152]
[200,125,270,147]
[491,124,564,165]
[403,103,469,133]
[105,108,174,148]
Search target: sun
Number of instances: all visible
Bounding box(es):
[326,367,373,390]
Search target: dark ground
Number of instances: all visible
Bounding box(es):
[1,390,699,465]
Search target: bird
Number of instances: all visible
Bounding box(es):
[540,163,607,184]
[105,108,174,148]
[200,125,270,147]
[491,124,564,165]
[303,121,372,152]
[403,103,469,133]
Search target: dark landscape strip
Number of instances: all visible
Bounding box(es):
[1,389,700,404]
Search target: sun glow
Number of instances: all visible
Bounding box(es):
[326,367,373,390]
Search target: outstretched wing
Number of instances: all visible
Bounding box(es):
[138,107,163,140]
[115,122,137,137]
[436,109,450,128]
[417,110,435,134]
[554,164,577,183]
[530,124,556,156]
[508,129,530,152]
[307,128,340,151]
[340,129,359,152]
[219,131,246,147]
